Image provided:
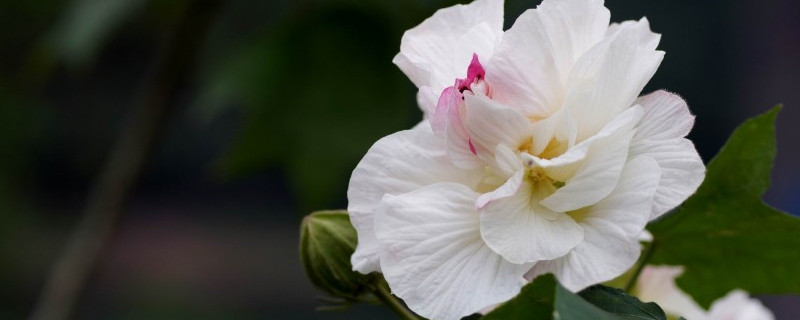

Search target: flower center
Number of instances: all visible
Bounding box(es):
[527,167,547,182]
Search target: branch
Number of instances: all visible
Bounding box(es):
[29,1,222,319]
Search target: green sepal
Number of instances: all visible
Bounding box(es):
[299,210,371,299]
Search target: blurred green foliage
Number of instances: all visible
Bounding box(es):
[196,0,476,211]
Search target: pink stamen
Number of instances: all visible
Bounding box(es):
[431,53,490,159]
[468,139,478,155]
[456,54,486,93]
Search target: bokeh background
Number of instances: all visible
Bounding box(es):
[1,0,798,319]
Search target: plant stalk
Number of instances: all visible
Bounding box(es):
[371,280,420,320]
[625,240,657,293]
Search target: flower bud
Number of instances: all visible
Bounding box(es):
[299,210,371,299]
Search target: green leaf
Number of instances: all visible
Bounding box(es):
[577,286,667,320]
[299,210,371,299]
[647,106,800,307]
[483,275,666,320]
[482,274,556,320]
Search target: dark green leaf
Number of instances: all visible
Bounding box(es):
[483,275,666,320]
[482,274,556,320]
[648,106,800,307]
[577,286,666,320]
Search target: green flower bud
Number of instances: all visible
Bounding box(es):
[299,210,371,299]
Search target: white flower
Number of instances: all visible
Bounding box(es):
[636,266,775,320]
[347,0,705,319]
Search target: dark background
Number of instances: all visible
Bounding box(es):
[0,0,798,319]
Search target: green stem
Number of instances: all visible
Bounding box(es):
[625,240,657,293]
[371,280,420,320]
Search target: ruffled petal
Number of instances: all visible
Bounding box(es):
[587,156,661,237]
[525,156,660,291]
[525,226,639,292]
[480,181,584,263]
[564,17,664,142]
[539,107,642,212]
[417,86,439,116]
[487,0,610,117]
[433,87,483,169]
[630,139,705,219]
[631,90,704,218]
[464,94,533,154]
[375,183,532,320]
[476,169,524,209]
[348,125,482,273]
[634,90,695,141]
[394,0,503,92]
[525,105,642,183]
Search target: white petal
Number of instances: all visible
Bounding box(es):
[540,107,642,212]
[434,87,484,169]
[522,151,584,183]
[480,182,584,263]
[529,104,642,183]
[606,18,661,52]
[348,125,482,273]
[417,86,439,116]
[634,90,695,141]
[635,266,709,320]
[630,90,704,218]
[476,169,524,209]
[464,94,533,153]
[487,0,610,117]
[526,225,640,292]
[707,290,775,320]
[630,139,705,219]
[587,156,661,237]
[494,143,523,177]
[374,183,532,320]
[525,156,660,291]
[394,0,503,91]
[564,18,664,142]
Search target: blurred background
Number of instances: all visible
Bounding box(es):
[0,0,798,319]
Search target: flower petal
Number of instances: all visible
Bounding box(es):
[634,90,695,141]
[417,86,439,116]
[375,183,532,320]
[475,169,524,209]
[587,156,661,237]
[526,226,639,292]
[348,125,482,273]
[630,139,705,219]
[635,266,709,320]
[433,87,483,169]
[630,90,704,218]
[707,290,775,320]
[539,107,642,212]
[525,156,661,291]
[480,181,584,263]
[393,0,503,92]
[564,17,664,142]
[487,0,610,117]
[464,94,533,154]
